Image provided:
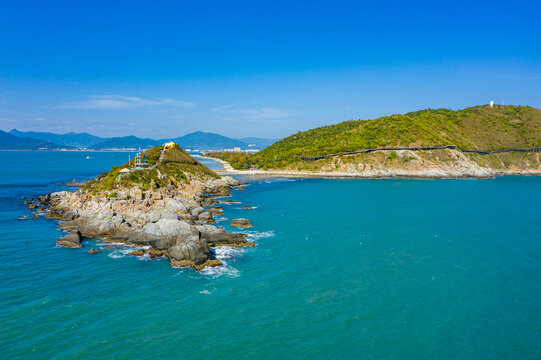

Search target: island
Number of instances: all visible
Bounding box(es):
[35,142,255,269]
[206,105,541,178]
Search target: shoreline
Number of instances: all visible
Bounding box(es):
[198,155,541,179]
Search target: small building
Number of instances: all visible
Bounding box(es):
[163,142,177,149]
[119,168,130,174]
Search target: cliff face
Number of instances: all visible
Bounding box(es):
[290,148,541,177]
[39,143,255,269]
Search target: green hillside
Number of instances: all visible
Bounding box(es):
[209,105,541,169]
[83,144,218,195]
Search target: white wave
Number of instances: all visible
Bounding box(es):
[215,216,227,222]
[108,251,126,259]
[136,253,153,261]
[214,245,243,260]
[99,241,130,248]
[239,230,275,241]
[199,289,212,294]
[196,246,243,278]
[200,263,240,278]
[264,178,296,183]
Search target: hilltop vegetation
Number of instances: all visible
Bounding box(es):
[83,144,218,195]
[209,105,541,169]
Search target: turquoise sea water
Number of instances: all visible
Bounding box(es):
[1,151,540,359]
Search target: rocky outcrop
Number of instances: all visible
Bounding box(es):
[208,207,223,215]
[40,174,254,269]
[230,218,253,228]
[56,230,83,248]
[88,248,99,254]
[196,224,255,247]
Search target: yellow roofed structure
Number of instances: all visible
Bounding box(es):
[163,142,177,149]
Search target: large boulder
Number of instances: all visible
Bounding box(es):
[196,224,254,247]
[190,207,205,217]
[167,224,209,265]
[127,219,219,268]
[98,219,116,234]
[148,211,161,223]
[165,199,188,212]
[56,230,83,248]
[131,219,197,249]
[230,218,252,228]
[160,211,179,221]
[197,211,213,223]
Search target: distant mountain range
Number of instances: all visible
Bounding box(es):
[9,129,104,148]
[165,131,248,150]
[0,130,69,150]
[2,129,277,151]
[89,136,161,150]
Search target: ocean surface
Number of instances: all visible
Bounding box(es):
[1,151,540,359]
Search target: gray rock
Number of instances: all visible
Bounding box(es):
[196,224,250,246]
[98,219,116,234]
[148,211,161,223]
[56,230,83,248]
[97,210,115,221]
[198,211,212,222]
[191,207,205,217]
[111,214,124,227]
[51,191,70,198]
[195,224,224,235]
[165,199,188,212]
[141,222,160,237]
[168,225,209,264]
[160,211,179,220]
[155,219,185,236]
[136,219,194,249]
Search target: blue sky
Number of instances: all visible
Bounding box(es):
[1,0,540,139]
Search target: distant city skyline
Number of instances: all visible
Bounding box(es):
[1,0,540,139]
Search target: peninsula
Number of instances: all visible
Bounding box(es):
[207,105,541,178]
[35,143,254,269]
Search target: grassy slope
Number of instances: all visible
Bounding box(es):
[209,105,541,169]
[83,144,218,195]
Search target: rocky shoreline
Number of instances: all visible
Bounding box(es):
[35,175,255,270]
[201,150,541,179]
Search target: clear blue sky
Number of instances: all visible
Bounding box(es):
[1,0,540,139]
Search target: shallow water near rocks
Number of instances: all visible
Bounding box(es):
[1,151,540,359]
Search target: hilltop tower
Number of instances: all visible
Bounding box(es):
[132,148,149,169]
